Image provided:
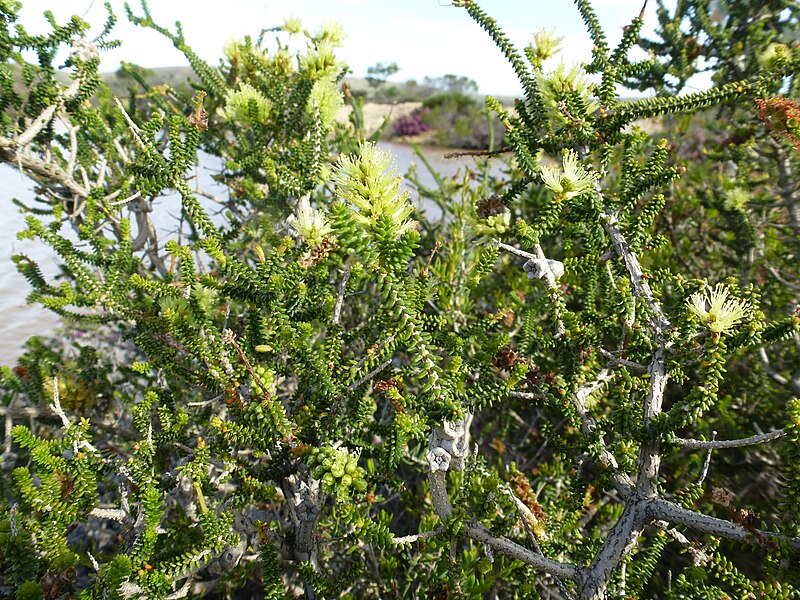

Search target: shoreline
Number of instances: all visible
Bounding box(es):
[336,101,423,140]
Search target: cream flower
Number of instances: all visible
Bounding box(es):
[332,142,416,238]
[539,62,599,125]
[283,17,303,35]
[220,82,271,126]
[687,283,748,335]
[287,196,333,247]
[722,187,749,211]
[529,28,563,62]
[308,77,344,130]
[300,40,341,78]
[316,21,346,47]
[467,210,511,242]
[540,150,598,200]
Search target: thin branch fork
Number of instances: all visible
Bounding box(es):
[570,369,635,490]
[598,347,647,371]
[11,79,83,148]
[494,239,566,336]
[0,145,89,199]
[654,520,711,565]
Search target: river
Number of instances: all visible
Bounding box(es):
[0,141,505,364]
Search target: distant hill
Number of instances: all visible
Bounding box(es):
[9,63,641,115]
[100,65,198,97]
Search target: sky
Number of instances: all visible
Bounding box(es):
[13,0,663,97]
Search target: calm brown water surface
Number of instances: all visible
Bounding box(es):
[0,141,505,364]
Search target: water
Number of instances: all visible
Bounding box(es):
[0,165,63,363]
[0,141,505,364]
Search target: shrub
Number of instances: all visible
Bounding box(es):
[1,0,799,599]
[420,92,506,149]
[392,107,432,136]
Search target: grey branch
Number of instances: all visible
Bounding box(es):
[493,240,538,261]
[494,239,566,336]
[598,347,647,371]
[571,369,635,491]
[392,527,445,545]
[600,208,671,336]
[427,417,581,588]
[673,429,786,449]
[466,521,581,582]
[579,501,647,599]
[0,145,88,198]
[332,266,351,326]
[647,497,800,552]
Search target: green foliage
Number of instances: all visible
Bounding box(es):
[1,0,800,598]
[418,91,506,149]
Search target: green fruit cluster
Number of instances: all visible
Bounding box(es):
[305,446,368,500]
[250,365,277,398]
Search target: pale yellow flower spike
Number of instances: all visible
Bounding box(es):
[287,197,333,247]
[687,283,749,335]
[332,142,416,238]
[539,149,599,200]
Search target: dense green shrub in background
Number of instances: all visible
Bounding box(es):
[1,0,799,598]
[419,92,506,149]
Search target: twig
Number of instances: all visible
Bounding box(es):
[673,429,786,449]
[508,389,547,401]
[758,347,800,395]
[352,335,395,375]
[108,191,142,207]
[504,486,576,599]
[598,348,647,372]
[654,521,711,565]
[66,121,79,179]
[3,398,13,453]
[697,431,715,485]
[346,359,392,391]
[571,370,635,490]
[187,393,224,408]
[494,239,566,336]
[427,418,582,585]
[600,208,671,336]
[0,145,88,198]
[11,79,83,148]
[444,146,512,159]
[392,527,445,545]
[89,507,130,523]
[767,266,800,291]
[95,156,107,188]
[332,266,351,326]
[493,240,538,261]
[112,96,147,150]
[466,521,581,581]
